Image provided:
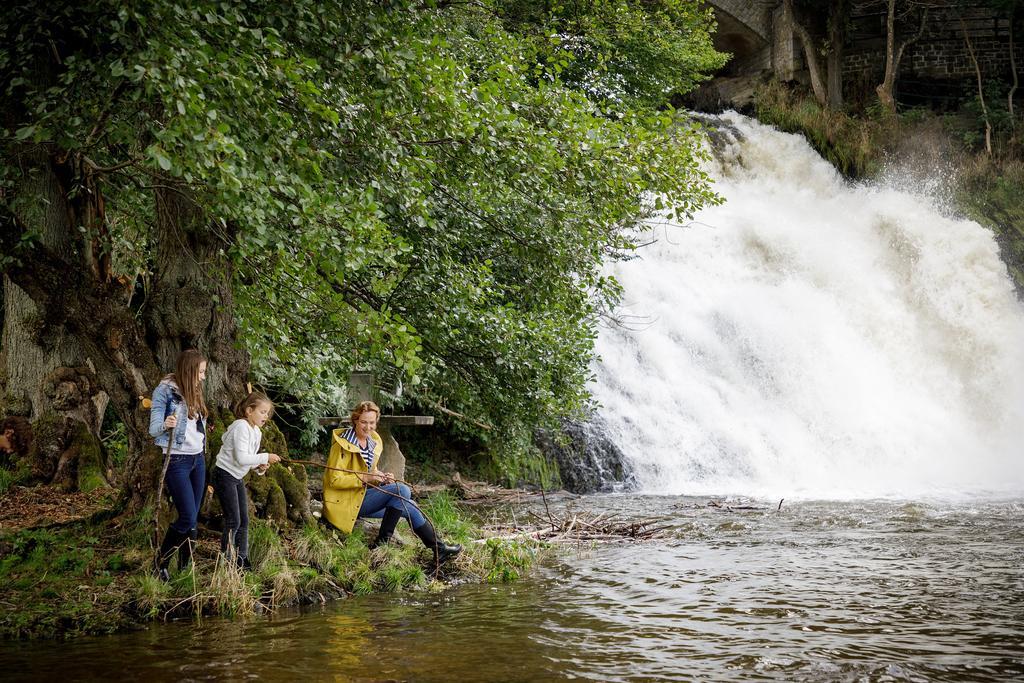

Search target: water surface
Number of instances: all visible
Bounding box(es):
[2,495,1022,681]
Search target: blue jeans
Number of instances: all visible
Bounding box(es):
[165,452,206,534]
[358,483,426,530]
[212,467,249,560]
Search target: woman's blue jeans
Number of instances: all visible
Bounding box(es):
[165,452,206,534]
[358,482,426,530]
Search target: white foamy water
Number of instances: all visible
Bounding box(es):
[591,112,1024,499]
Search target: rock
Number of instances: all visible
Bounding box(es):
[534,418,635,494]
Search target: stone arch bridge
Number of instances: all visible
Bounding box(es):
[699,0,799,106]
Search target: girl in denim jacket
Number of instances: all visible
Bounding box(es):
[149,349,209,580]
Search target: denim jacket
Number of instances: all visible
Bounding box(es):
[149,379,206,451]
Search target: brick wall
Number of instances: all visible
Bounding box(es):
[841,2,1024,104]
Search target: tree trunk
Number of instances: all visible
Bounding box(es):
[876,1,929,117]
[1,147,113,492]
[876,0,899,115]
[121,185,248,512]
[963,17,993,156]
[827,0,848,111]
[1,148,107,427]
[784,0,828,106]
[1,147,247,511]
[1009,7,1018,128]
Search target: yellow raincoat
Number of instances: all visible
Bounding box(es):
[322,428,383,533]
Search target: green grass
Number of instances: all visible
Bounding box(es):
[754,81,885,178]
[0,523,140,638]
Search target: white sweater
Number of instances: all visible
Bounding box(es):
[214,419,270,479]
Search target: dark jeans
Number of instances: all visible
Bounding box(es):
[212,467,250,561]
[165,452,205,534]
[358,482,426,530]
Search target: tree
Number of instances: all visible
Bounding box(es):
[783,0,850,110]
[874,0,932,116]
[493,0,728,107]
[962,14,994,154]
[1,0,723,509]
[987,0,1021,127]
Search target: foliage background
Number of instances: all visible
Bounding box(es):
[2,0,726,468]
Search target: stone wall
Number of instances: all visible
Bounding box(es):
[841,3,1023,105]
[700,0,1022,110]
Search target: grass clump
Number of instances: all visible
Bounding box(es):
[754,81,884,178]
[483,538,537,583]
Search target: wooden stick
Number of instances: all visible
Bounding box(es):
[152,430,174,558]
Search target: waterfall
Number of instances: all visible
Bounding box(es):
[591,112,1024,499]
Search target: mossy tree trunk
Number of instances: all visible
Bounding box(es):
[1,147,246,506]
[2,146,114,491]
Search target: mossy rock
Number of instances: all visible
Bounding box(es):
[70,420,108,493]
[28,413,73,482]
[25,413,109,492]
[246,461,310,527]
[264,483,288,528]
[260,421,289,460]
[205,408,235,462]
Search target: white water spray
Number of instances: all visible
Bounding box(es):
[591,112,1024,499]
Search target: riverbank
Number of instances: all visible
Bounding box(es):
[0,481,540,640]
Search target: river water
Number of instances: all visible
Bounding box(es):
[2,495,1022,681]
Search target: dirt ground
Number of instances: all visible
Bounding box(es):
[0,484,115,533]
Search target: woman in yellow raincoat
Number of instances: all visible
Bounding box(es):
[323,401,461,563]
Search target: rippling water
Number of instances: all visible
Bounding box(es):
[2,496,1022,681]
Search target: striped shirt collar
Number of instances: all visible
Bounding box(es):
[341,427,375,469]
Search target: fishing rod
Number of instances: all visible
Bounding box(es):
[282,457,425,515]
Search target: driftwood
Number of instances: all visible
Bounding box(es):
[414,472,559,506]
[477,489,668,544]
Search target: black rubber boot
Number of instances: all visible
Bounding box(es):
[370,507,404,549]
[156,528,185,581]
[413,521,462,564]
[178,528,198,571]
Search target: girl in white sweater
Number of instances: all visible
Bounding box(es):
[212,392,281,569]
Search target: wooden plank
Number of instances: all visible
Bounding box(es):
[318,415,434,427]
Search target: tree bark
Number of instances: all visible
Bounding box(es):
[784,0,829,106]
[1009,7,1018,128]
[2,147,247,510]
[1,148,107,427]
[963,16,993,156]
[876,1,929,117]
[826,0,849,110]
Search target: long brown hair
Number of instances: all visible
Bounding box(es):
[172,349,208,419]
